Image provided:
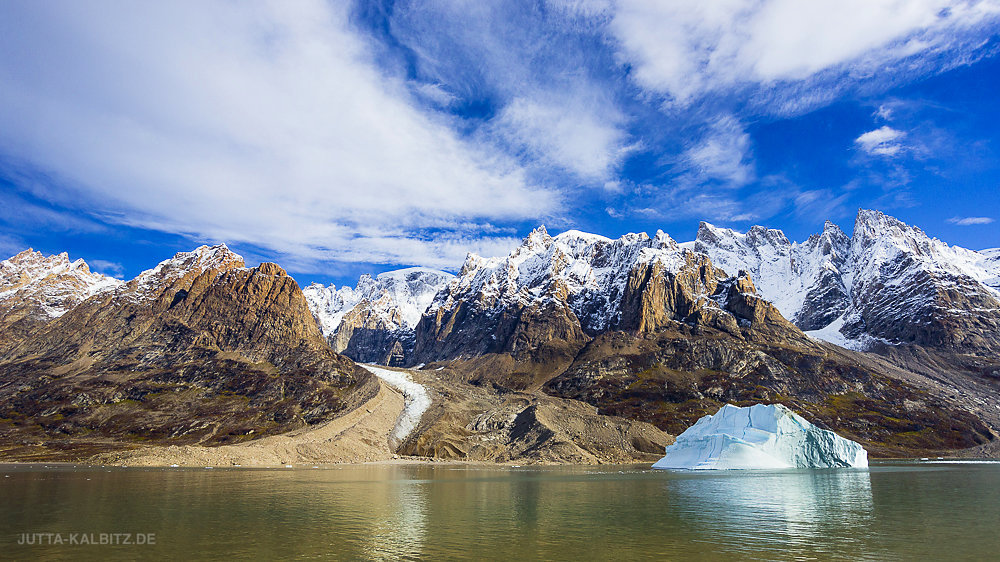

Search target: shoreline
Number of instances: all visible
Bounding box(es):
[2,456,998,470]
[80,379,409,468]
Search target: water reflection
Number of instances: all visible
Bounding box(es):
[4,463,1000,560]
[362,474,427,560]
[665,469,874,558]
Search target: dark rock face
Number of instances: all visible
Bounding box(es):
[414,287,590,390]
[334,305,414,366]
[794,267,850,330]
[0,246,374,460]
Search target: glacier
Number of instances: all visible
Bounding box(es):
[359,364,430,447]
[652,404,868,470]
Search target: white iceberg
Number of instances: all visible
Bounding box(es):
[652,403,868,470]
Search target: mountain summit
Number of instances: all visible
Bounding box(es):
[695,209,1000,355]
[303,267,454,365]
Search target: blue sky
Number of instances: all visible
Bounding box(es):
[1,1,999,287]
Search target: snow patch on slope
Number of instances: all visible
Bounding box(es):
[981,248,1000,292]
[804,314,884,351]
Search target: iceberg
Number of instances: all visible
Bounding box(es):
[652,404,868,470]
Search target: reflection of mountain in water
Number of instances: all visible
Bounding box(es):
[361,469,428,560]
[666,470,874,558]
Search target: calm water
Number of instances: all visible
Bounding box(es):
[2,461,999,560]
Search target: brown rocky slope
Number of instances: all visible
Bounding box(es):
[0,245,375,461]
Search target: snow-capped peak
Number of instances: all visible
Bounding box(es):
[0,249,122,317]
[851,209,998,296]
[303,267,454,337]
[123,244,245,302]
[695,209,999,350]
[695,220,806,320]
[428,227,692,333]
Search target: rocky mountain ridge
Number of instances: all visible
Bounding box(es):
[2,208,997,462]
[696,209,1000,355]
[303,268,453,365]
[316,209,999,365]
[0,249,122,352]
[401,215,998,456]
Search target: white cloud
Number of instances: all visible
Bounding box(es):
[89,259,126,279]
[948,216,995,225]
[0,234,26,259]
[681,115,755,187]
[387,2,630,184]
[855,126,907,156]
[793,188,850,220]
[609,0,1000,109]
[0,1,559,270]
[493,97,628,181]
[412,82,457,107]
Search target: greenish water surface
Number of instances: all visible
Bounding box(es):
[2,461,999,560]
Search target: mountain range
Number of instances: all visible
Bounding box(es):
[1,209,997,462]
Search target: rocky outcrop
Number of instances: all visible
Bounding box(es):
[695,219,853,332]
[0,245,375,461]
[412,227,737,385]
[617,252,726,333]
[396,364,672,464]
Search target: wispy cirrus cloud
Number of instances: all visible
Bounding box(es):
[0,233,26,259]
[0,1,557,271]
[948,216,995,225]
[681,115,755,187]
[386,1,633,185]
[89,259,126,279]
